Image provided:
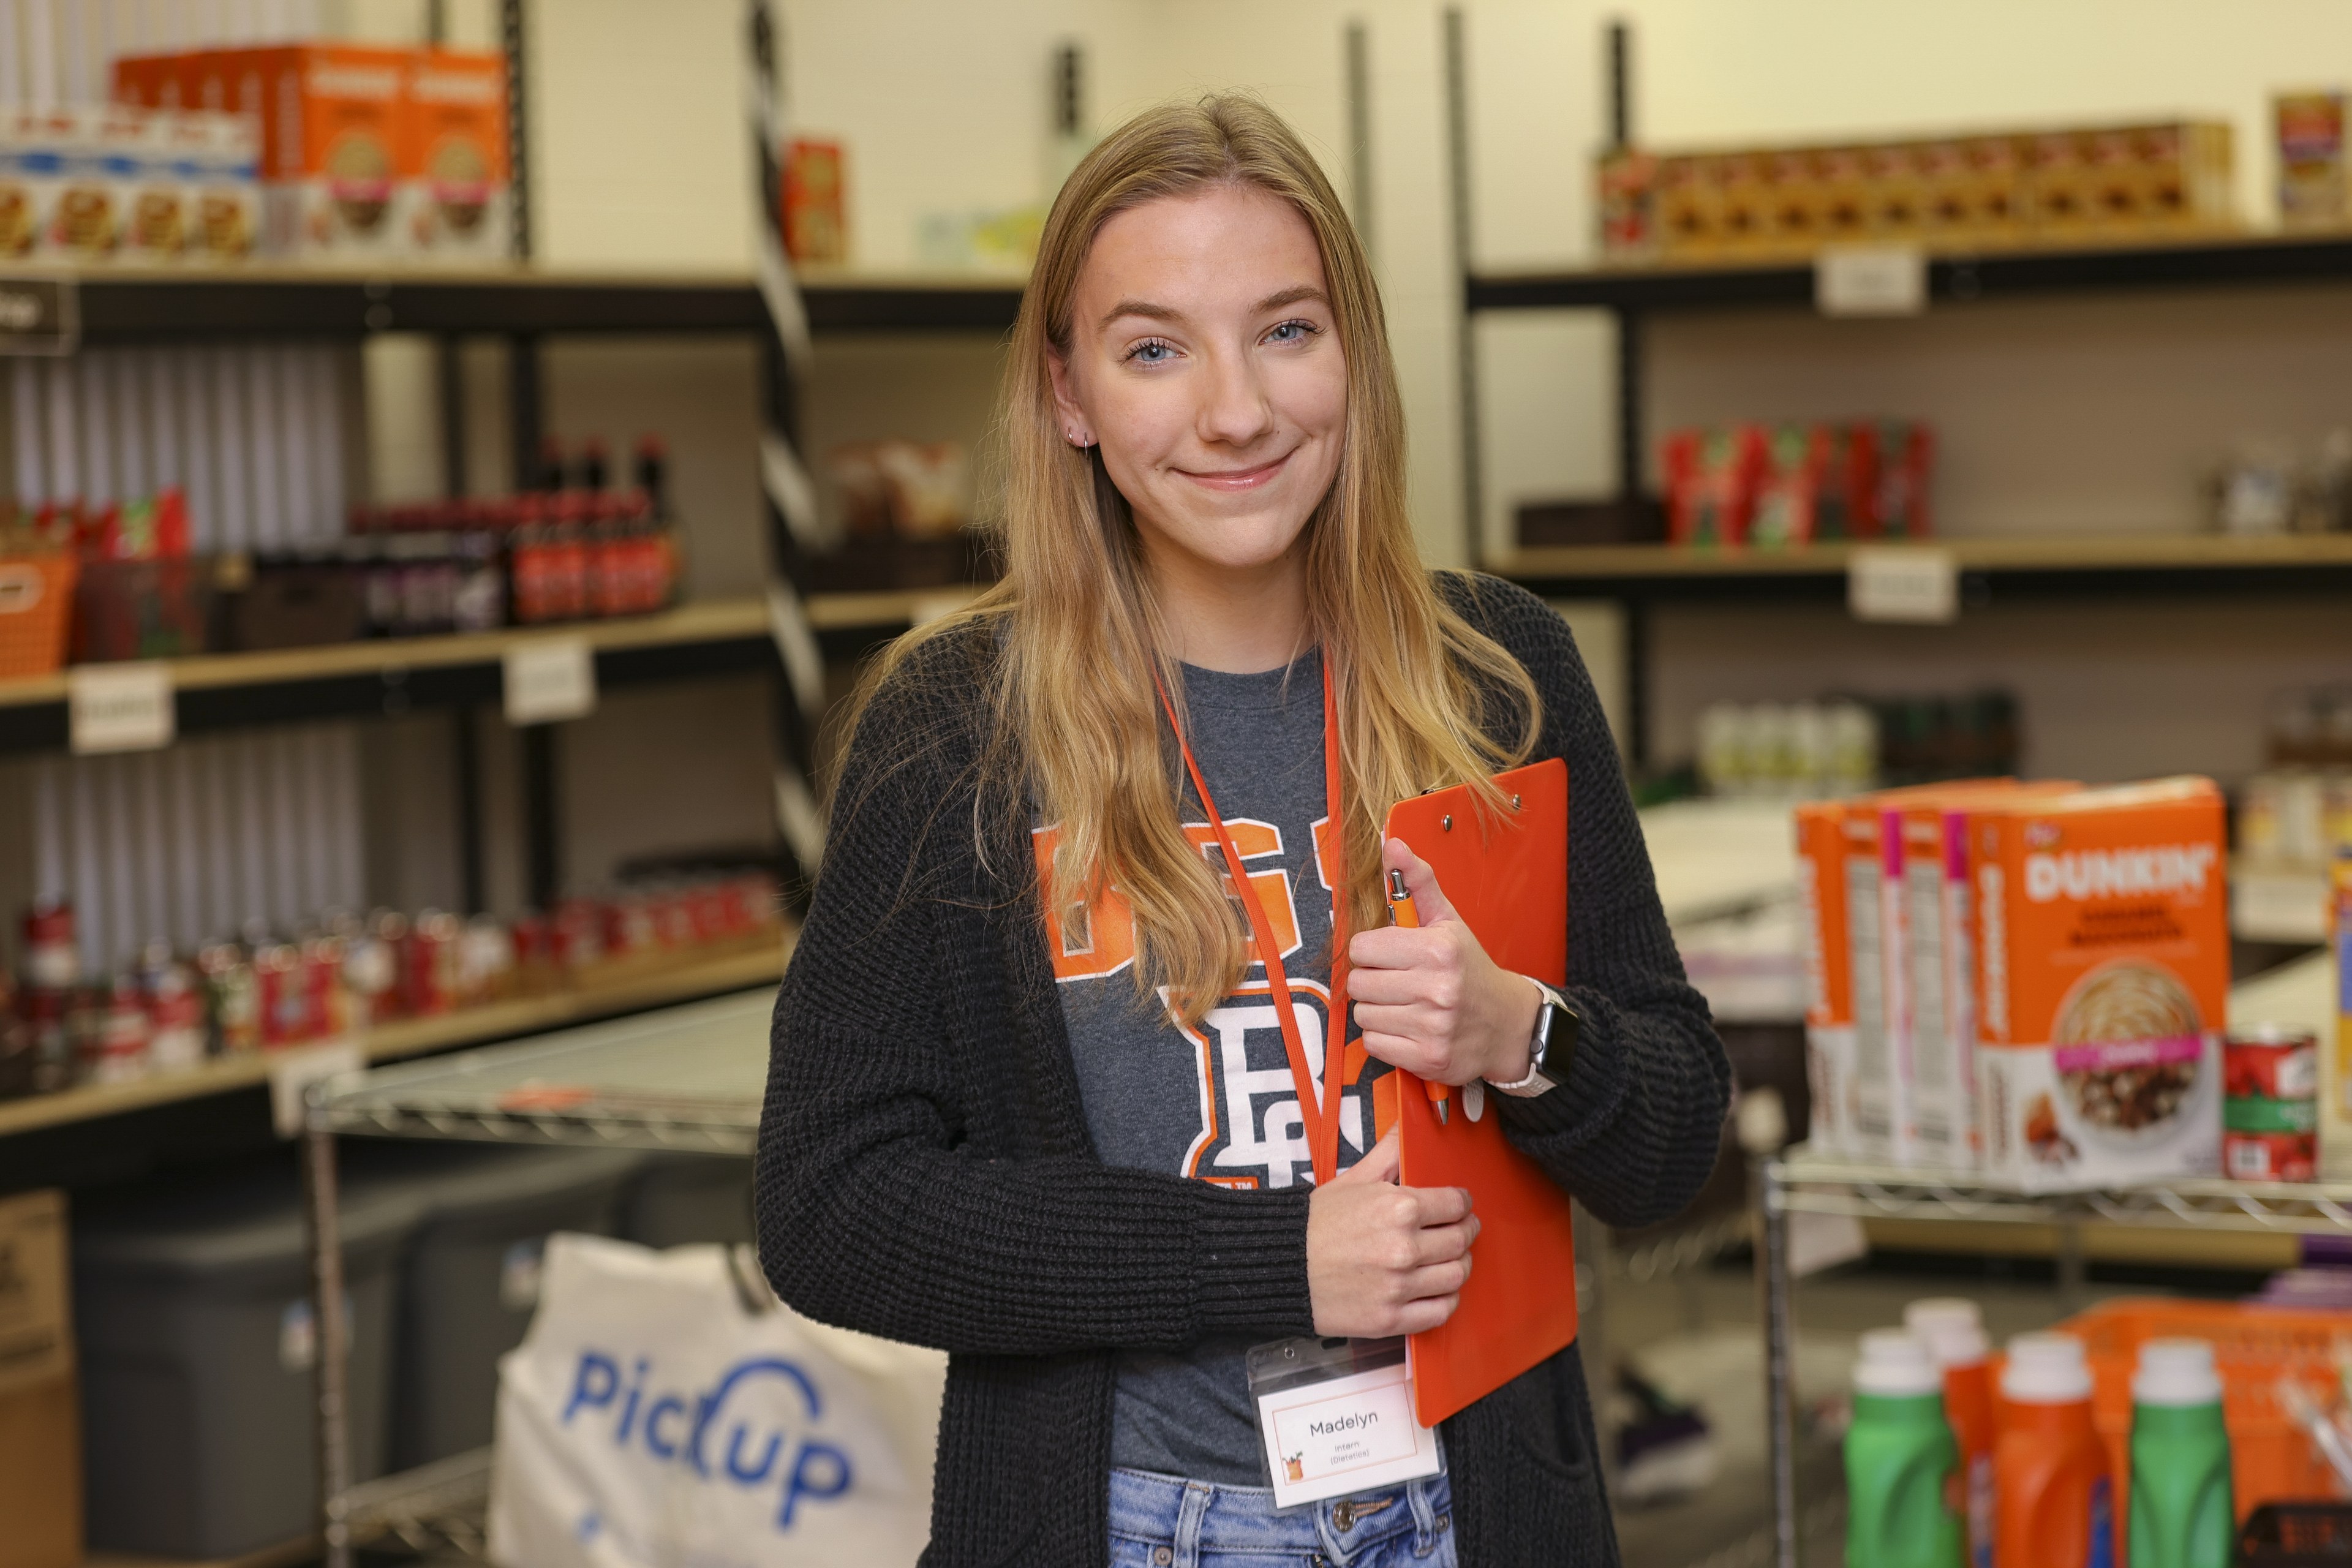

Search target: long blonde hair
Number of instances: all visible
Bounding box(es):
[840,94,1539,1023]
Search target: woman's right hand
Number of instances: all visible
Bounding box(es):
[1306,1129,1478,1338]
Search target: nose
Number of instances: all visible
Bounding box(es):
[1194,341,1275,450]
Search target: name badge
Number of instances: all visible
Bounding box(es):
[1246,1336,1444,1510]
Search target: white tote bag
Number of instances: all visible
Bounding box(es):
[488,1233,946,1568]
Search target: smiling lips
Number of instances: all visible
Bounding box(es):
[1180,451,1293,491]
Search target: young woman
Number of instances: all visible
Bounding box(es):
[758,96,1728,1568]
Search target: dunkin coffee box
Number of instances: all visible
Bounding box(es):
[1973,778,2228,1192]
[1796,802,1854,1156]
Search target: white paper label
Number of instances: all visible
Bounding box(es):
[269,1037,364,1137]
[1849,546,1959,624]
[68,662,174,753]
[503,636,597,725]
[1256,1358,1444,1509]
[1816,245,1928,317]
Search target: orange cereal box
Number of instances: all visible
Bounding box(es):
[184,45,409,257]
[1895,782,2079,1170]
[402,49,510,261]
[1972,778,2227,1191]
[1795,802,1854,1156]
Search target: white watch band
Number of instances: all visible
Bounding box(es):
[1488,976,1564,1098]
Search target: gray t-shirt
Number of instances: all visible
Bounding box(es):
[1041,650,1380,1485]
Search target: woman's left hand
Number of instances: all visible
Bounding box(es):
[1346,837,1542,1087]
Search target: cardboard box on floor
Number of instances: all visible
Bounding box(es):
[0,1188,79,1568]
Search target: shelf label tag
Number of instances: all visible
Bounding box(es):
[1816,245,1927,317]
[503,637,597,725]
[0,277,79,355]
[269,1038,364,1138]
[1849,546,1959,624]
[68,662,175,753]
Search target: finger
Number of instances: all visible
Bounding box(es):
[1344,954,1440,1004]
[1346,924,1433,974]
[1407,1183,1474,1226]
[1354,1029,1444,1080]
[1399,1258,1472,1300]
[1384,837,1459,927]
[1412,1215,1482,1266]
[1391,1293,1461,1335]
[1333,1126,1401,1186]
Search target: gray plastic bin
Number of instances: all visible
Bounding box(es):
[74,1160,420,1559]
[619,1153,755,1248]
[347,1143,641,1469]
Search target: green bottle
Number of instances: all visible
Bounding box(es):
[2129,1338,2232,1568]
[1847,1329,1966,1568]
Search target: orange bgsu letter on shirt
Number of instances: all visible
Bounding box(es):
[1182,819,1302,962]
[1033,824,1139,981]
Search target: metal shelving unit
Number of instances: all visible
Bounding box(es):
[302,984,776,1566]
[1755,1152,2352,1568]
[1446,22,2352,773]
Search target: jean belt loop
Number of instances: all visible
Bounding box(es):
[1406,1476,1441,1555]
[1172,1480,1213,1568]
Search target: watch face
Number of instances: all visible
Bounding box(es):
[1536,997,1578,1081]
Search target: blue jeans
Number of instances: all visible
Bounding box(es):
[1109,1465,1458,1567]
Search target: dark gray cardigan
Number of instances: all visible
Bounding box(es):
[757,573,1729,1567]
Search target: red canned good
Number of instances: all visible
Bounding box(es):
[2227,1128,2317,1183]
[551,899,605,970]
[649,888,695,949]
[21,899,79,990]
[603,894,658,958]
[2225,1025,2320,1101]
[255,943,309,1047]
[303,935,349,1039]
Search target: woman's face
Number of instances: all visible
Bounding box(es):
[1050,183,1348,582]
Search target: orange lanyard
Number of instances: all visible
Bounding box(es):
[1152,657,1354,1187]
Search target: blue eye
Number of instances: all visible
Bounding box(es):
[1265,318,1319,345]
[1127,337,1175,364]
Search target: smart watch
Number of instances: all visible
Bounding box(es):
[1489,979,1579,1099]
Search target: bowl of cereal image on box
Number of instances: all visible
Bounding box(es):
[2050,959,2212,1152]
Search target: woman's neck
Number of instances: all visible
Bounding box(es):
[1145,541,1311,674]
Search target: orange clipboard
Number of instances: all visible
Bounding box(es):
[1370,756,1578,1429]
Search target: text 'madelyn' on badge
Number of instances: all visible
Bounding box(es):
[1246,1335,1442,1510]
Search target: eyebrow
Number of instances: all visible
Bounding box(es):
[1096,284,1331,332]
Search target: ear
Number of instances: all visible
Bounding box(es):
[1046,349,1088,445]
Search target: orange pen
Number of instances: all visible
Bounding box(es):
[1387,867,1449,1125]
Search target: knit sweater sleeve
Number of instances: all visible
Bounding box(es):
[755,638,1316,1357]
[1444,575,1733,1230]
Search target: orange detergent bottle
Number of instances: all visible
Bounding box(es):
[1908,1298,1996,1568]
[1998,1332,2116,1568]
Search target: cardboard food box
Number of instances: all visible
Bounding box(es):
[1796,802,1856,1156]
[2278,92,2348,230]
[402,48,510,260]
[185,45,410,258]
[1891,783,2082,1170]
[0,1189,79,1568]
[1973,778,2229,1192]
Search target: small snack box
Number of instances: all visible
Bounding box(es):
[1796,801,1856,1156]
[185,45,410,258]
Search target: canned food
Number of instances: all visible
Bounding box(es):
[402,910,461,1016]
[2225,1026,2320,1184]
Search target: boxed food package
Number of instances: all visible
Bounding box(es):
[1840,780,2016,1164]
[182,45,408,258]
[111,106,184,263]
[1595,148,1658,260]
[402,48,510,260]
[1796,802,1856,1155]
[2329,853,2352,1178]
[1891,782,2081,1169]
[0,1189,79,1568]
[187,111,263,262]
[15,106,121,261]
[2277,91,2348,231]
[1973,778,2229,1191]
[784,137,847,264]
